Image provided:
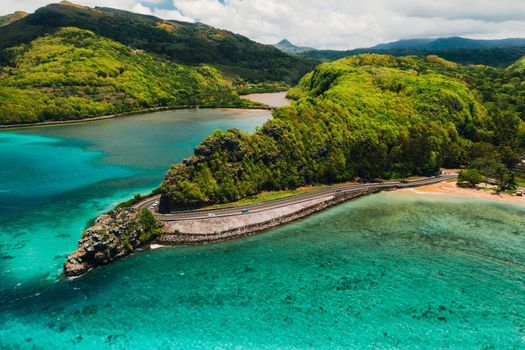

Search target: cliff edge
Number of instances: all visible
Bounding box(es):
[64,208,163,277]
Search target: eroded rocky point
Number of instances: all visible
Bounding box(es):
[64,208,163,277]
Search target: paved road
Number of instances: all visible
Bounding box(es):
[137,174,458,222]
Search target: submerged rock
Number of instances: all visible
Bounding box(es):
[64,208,163,277]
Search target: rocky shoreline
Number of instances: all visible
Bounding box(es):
[64,208,163,277]
[64,188,379,277]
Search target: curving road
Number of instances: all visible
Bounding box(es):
[136,174,458,222]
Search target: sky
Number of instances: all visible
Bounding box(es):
[1,0,525,49]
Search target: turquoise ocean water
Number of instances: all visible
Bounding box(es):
[1,109,525,349]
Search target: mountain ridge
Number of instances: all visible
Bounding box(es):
[274,39,315,54]
[0,11,29,27]
[371,37,525,51]
[0,2,317,84]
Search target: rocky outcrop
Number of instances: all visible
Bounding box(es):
[64,208,163,277]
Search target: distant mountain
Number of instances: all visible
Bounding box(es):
[301,36,525,68]
[0,2,316,84]
[274,39,315,54]
[372,37,525,51]
[304,46,525,68]
[0,11,28,27]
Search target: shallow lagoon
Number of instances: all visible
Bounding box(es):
[1,109,525,349]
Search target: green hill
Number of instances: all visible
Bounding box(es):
[299,36,525,67]
[158,54,524,211]
[509,57,525,72]
[274,39,315,55]
[303,46,525,68]
[0,11,28,27]
[0,27,248,125]
[371,37,525,51]
[0,2,316,84]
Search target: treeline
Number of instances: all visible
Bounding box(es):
[159,54,525,211]
[0,28,252,125]
[302,47,525,68]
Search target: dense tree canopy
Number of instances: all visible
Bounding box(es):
[302,47,525,68]
[159,54,525,211]
[0,27,251,125]
[0,2,316,84]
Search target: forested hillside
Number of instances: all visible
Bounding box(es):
[158,55,525,211]
[0,11,28,27]
[0,27,248,125]
[303,47,525,68]
[509,57,525,72]
[0,2,316,84]
[370,37,525,51]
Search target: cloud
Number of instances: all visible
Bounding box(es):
[168,0,525,49]
[0,0,524,49]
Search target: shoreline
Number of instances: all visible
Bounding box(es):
[0,104,273,130]
[63,176,521,277]
[157,188,379,246]
[399,180,525,205]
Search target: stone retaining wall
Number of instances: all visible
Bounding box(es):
[157,188,379,245]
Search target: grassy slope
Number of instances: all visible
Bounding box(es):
[158,55,495,211]
[0,2,317,84]
[0,11,28,27]
[0,27,248,125]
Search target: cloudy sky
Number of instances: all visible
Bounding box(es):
[1,0,525,49]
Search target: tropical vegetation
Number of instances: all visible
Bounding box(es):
[159,54,525,211]
[0,27,252,124]
[0,2,317,125]
[0,2,316,84]
[302,47,525,68]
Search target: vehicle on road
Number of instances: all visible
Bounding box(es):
[242,209,250,214]
[208,213,217,218]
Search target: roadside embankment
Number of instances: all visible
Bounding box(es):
[158,188,379,245]
[64,176,455,277]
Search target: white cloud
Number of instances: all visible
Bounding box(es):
[0,0,524,49]
[132,3,153,15]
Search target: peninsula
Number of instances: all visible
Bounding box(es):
[65,54,524,276]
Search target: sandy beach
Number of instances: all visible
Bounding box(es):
[400,180,525,205]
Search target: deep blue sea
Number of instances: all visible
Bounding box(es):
[1,109,524,349]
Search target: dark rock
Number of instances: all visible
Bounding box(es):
[64,208,163,277]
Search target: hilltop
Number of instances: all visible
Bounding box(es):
[509,56,525,72]
[296,37,525,68]
[0,11,28,27]
[0,27,249,125]
[274,39,315,55]
[0,1,319,125]
[371,37,525,51]
[0,2,316,84]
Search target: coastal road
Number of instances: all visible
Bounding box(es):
[136,174,458,222]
